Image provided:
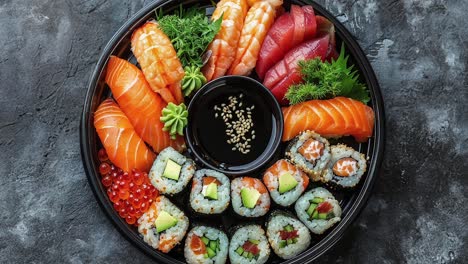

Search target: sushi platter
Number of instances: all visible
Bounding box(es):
[80,0,384,263]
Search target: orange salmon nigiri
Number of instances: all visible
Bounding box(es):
[227,0,281,76]
[202,0,248,81]
[282,97,375,142]
[105,56,185,153]
[94,99,156,173]
[131,21,184,104]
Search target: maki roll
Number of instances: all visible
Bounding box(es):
[190,169,230,214]
[229,225,270,264]
[184,226,229,264]
[231,177,270,217]
[137,196,189,253]
[295,187,342,235]
[286,131,331,181]
[266,211,311,259]
[321,144,367,188]
[262,159,309,207]
[149,147,195,195]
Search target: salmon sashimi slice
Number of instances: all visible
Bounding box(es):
[131,21,184,104]
[282,97,375,142]
[105,56,185,153]
[263,159,309,191]
[94,99,156,173]
[227,1,280,76]
[202,0,248,81]
[190,235,207,255]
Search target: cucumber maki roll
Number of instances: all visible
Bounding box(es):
[184,226,229,264]
[286,131,331,181]
[321,144,367,188]
[149,147,195,195]
[266,211,311,259]
[137,196,189,253]
[229,225,270,264]
[295,188,342,235]
[190,169,230,214]
[262,159,309,207]
[231,177,270,217]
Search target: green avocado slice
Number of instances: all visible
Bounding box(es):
[241,188,261,209]
[162,159,181,181]
[204,182,218,200]
[278,173,298,194]
[155,211,178,233]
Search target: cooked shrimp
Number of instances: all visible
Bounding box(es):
[131,21,184,104]
[202,0,248,81]
[227,1,281,76]
[247,0,283,7]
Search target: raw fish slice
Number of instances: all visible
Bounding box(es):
[131,21,184,104]
[315,15,336,60]
[202,0,248,81]
[282,97,375,142]
[94,99,156,173]
[105,56,185,153]
[264,35,330,105]
[228,1,280,76]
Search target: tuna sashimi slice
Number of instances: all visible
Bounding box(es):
[94,99,156,173]
[282,97,375,142]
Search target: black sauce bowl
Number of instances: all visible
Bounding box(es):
[184,76,283,176]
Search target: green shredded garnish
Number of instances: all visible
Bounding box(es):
[181,66,207,97]
[156,6,222,68]
[160,103,188,139]
[285,43,370,105]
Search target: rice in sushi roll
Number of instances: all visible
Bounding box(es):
[149,147,195,195]
[229,225,270,264]
[321,144,367,188]
[184,226,229,264]
[266,211,311,259]
[231,177,270,217]
[295,187,342,235]
[262,159,309,207]
[190,169,230,214]
[137,196,189,253]
[286,131,331,181]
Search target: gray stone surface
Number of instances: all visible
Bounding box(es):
[0,0,466,263]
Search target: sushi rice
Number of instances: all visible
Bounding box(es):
[295,187,342,235]
[190,169,230,214]
[229,225,270,264]
[321,144,367,188]
[149,147,196,195]
[137,196,189,253]
[266,211,311,259]
[286,130,331,181]
[184,226,229,264]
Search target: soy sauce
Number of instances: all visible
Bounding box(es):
[190,84,275,172]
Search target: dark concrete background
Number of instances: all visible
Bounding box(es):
[0,0,466,263]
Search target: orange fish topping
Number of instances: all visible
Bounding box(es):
[298,139,324,164]
[332,157,358,177]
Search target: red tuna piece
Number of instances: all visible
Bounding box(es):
[263,35,330,105]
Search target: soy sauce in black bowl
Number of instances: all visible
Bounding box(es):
[185,76,283,176]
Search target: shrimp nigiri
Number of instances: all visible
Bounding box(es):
[105,56,185,153]
[94,99,156,173]
[202,0,248,81]
[227,0,281,76]
[131,21,184,104]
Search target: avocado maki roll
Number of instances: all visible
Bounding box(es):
[266,211,311,259]
[184,226,229,264]
[229,225,270,264]
[321,144,367,188]
[149,147,196,195]
[295,187,342,235]
[231,177,270,217]
[286,131,331,181]
[137,196,189,253]
[190,169,230,214]
[262,159,309,207]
